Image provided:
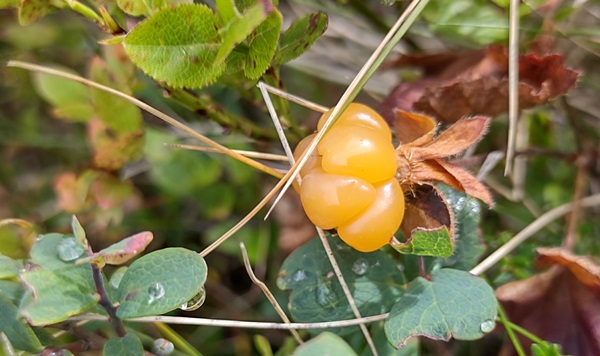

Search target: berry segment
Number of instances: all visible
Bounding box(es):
[295,103,405,252]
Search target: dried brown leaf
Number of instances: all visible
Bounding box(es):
[393,110,436,146]
[400,185,454,241]
[413,116,490,159]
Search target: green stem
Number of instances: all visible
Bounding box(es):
[504,320,546,345]
[66,0,104,23]
[497,305,526,356]
[165,88,278,141]
[152,321,204,356]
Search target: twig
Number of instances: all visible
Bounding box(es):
[258,83,329,113]
[68,313,389,329]
[470,192,600,276]
[511,118,529,200]
[165,143,289,163]
[91,264,126,337]
[505,0,520,176]
[258,82,296,164]
[239,243,303,345]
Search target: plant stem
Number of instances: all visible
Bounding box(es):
[91,264,126,337]
[497,306,526,356]
[417,256,428,278]
[152,322,203,356]
[503,320,546,345]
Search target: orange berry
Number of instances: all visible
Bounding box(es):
[300,168,376,230]
[318,125,397,183]
[337,178,405,252]
[292,133,322,177]
[317,103,392,141]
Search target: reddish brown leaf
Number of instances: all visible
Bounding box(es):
[413,116,490,159]
[88,118,144,171]
[496,248,600,356]
[393,110,436,146]
[400,185,454,241]
[381,45,580,122]
[435,159,493,207]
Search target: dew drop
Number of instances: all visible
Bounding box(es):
[180,287,206,311]
[56,237,86,262]
[147,282,165,304]
[351,258,369,276]
[152,338,174,356]
[292,269,307,282]
[480,319,496,333]
[315,282,335,307]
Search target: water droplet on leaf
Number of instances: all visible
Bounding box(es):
[351,258,369,276]
[292,269,307,282]
[152,338,174,356]
[56,237,86,262]
[180,287,205,311]
[147,282,165,304]
[480,319,495,333]
[315,281,336,307]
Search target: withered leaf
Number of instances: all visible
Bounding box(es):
[400,185,454,241]
[381,45,580,122]
[496,247,600,356]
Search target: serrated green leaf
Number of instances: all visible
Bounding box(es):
[124,4,225,89]
[293,332,357,356]
[32,67,93,122]
[103,333,144,356]
[436,184,485,270]
[116,248,207,318]
[244,9,282,79]
[20,264,99,326]
[0,294,43,353]
[216,0,238,24]
[273,12,327,66]
[0,254,20,279]
[30,233,74,270]
[89,57,143,134]
[79,231,153,267]
[18,0,56,25]
[116,0,150,16]
[384,268,497,348]
[216,1,272,64]
[392,227,453,257]
[277,236,405,335]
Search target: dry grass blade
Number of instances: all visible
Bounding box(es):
[259,82,329,113]
[6,61,281,179]
[505,0,520,176]
[240,243,303,344]
[165,143,289,163]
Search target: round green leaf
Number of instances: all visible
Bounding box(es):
[277,235,405,334]
[0,254,20,279]
[384,268,498,348]
[123,4,225,88]
[116,248,207,318]
[293,332,357,356]
[103,333,143,356]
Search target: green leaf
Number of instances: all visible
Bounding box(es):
[0,294,43,353]
[89,57,143,134]
[216,1,272,64]
[277,236,405,335]
[20,264,99,326]
[116,248,207,318]
[531,342,565,356]
[116,0,150,16]
[78,231,153,267]
[123,4,225,89]
[0,280,25,303]
[144,129,222,196]
[30,233,74,270]
[362,323,419,356]
[0,0,19,9]
[436,184,485,270]
[391,228,453,257]
[293,332,357,356]
[244,9,282,79]
[0,254,20,279]
[32,67,93,122]
[216,0,238,24]
[103,333,144,356]
[273,12,328,66]
[384,268,498,348]
[18,0,56,26]
[71,215,89,250]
